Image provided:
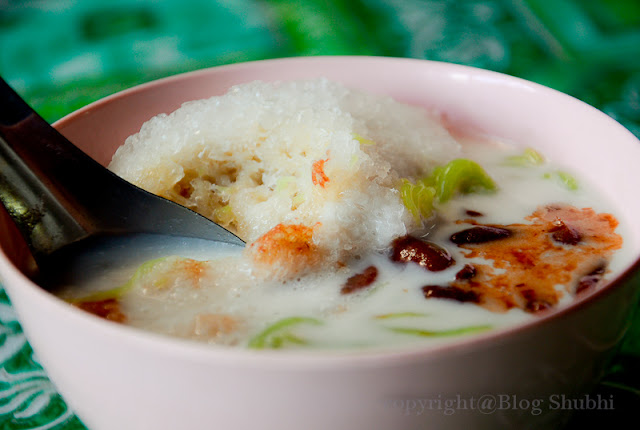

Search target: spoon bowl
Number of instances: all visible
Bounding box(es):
[0,77,244,290]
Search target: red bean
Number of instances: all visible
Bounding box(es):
[520,289,553,313]
[422,285,479,303]
[455,264,477,280]
[341,266,378,294]
[450,226,511,245]
[465,210,484,217]
[391,235,455,272]
[549,220,582,245]
[576,264,606,293]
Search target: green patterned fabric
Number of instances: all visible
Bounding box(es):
[0,0,639,428]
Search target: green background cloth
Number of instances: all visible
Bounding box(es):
[1,0,639,428]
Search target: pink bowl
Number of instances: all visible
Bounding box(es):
[1,56,639,430]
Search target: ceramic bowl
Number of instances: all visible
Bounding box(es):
[1,57,639,430]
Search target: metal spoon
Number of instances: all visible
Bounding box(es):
[0,77,244,290]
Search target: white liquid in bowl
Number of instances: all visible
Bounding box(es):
[56,137,629,351]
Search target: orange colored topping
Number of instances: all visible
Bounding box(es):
[444,205,622,313]
[174,258,208,288]
[77,298,126,323]
[311,158,329,187]
[250,223,324,276]
[192,313,240,338]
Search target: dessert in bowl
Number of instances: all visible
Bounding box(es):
[0,56,639,429]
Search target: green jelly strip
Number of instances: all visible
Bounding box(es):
[374,312,429,320]
[400,158,496,222]
[353,133,375,145]
[70,256,169,303]
[388,324,493,338]
[400,179,437,223]
[504,147,545,167]
[431,159,497,203]
[248,316,322,349]
[543,171,579,190]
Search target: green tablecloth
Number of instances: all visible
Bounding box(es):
[1,0,639,428]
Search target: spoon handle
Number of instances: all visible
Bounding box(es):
[0,77,244,264]
[0,78,97,257]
